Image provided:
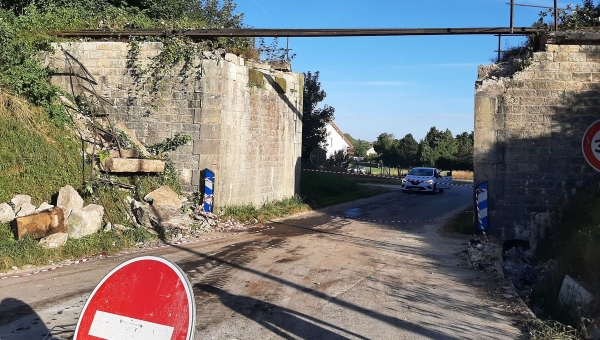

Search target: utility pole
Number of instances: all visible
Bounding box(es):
[554,0,559,31]
[510,0,514,34]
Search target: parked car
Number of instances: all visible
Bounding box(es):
[347,165,367,174]
[401,167,452,193]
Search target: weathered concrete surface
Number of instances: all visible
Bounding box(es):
[103,157,165,173]
[474,32,600,249]
[46,42,303,209]
[13,207,66,240]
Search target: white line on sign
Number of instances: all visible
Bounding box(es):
[89,310,174,340]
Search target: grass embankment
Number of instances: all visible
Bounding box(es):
[0,93,83,204]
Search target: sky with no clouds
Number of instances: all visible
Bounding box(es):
[234,0,570,142]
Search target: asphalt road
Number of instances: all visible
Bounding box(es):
[0,185,526,339]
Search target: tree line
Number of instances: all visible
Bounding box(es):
[346,128,473,171]
[300,71,474,171]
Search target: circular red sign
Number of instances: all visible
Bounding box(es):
[582,119,600,172]
[74,256,195,340]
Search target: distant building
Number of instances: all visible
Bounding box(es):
[366,145,377,156]
[324,121,354,158]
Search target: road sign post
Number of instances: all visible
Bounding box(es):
[582,119,600,172]
[74,256,195,340]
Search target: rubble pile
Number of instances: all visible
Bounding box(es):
[1,184,266,249]
[0,185,104,248]
[458,238,502,275]
[502,246,537,298]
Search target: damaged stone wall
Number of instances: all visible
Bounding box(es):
[474,32,600,249]
[46,42,303,208]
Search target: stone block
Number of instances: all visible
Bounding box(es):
[14,207,66,240]
[16,203,36,217]
[200,124,221,139]
[67,205,104,239]
[57,185,84,218]
[144,185,185,209]
[10,195,31,213]
[0,203,16,224]
[39,232,69,249]
[193,139,220,155]
[559,275,593,308]
[103,158,165,173]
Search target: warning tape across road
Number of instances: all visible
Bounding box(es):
[0,225,274,281]
[336,214,455,224]
[302,169,473,187]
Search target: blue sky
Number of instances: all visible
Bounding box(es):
[234,0,568,142]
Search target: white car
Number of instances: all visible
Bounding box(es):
[401,167,452,193]
[347,165,367,174]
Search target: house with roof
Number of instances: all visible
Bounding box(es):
[324,121,354,158]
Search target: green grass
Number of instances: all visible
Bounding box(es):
[219,172,391,222]
[442,209,476,235]
[0,223,155,272]
[0,94,83,204]
[300,171,389,209]
[219,195,309,223]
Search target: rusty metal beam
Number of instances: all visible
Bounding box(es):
[49,27,543,40]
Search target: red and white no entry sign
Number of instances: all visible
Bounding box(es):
[74,256,195,340]
[582,119,600,172]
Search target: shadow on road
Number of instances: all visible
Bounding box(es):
[197,284,368,339]
[0,298,51,340]
[171,243,451,339]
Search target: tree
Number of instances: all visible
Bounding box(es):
[353,140,371,157]
[301,71,335,160]
[396,133,419,168]
[454,131,474,170]
[373,133,398,166]
[418,127,457,168]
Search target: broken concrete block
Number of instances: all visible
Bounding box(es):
[14,207,66,240]
[149,206,194,229]
[56,185,84,218]
[39,232,68,249]
[36,202,54,212]
[0,203,16,224]
[559,275,593,308]
[16,203,36,217]
[103,158,165,173]
[10,195,31,213]
[67,204,104,239]
[144,185,184,209]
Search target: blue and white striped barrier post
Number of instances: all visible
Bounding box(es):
[476,181,488,236]
[202,168,215,213]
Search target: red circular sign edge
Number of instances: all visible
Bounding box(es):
[582,119,600,171]
[73,256,196,340]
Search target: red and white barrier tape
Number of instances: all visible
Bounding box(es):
[302,169,473,187]
[0,225,274,281]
